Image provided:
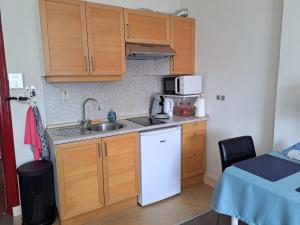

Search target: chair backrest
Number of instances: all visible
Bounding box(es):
[218,136,256,172]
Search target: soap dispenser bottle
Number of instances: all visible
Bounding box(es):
[107,110,117,122]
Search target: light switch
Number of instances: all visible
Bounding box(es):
[8,73,24,89]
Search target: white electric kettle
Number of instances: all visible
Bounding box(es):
[163,98,174,117]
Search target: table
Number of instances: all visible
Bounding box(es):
[211,152,300,225]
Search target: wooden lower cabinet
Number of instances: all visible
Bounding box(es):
[56,139,104,220]
[55,133,139,225]
[102,133,140,205]
[181,121,206,185]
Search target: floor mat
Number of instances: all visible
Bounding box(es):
[180,210,247,225]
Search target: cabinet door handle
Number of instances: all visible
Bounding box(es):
[126,24,131,39]
[171,56,175,72]
[84,56,88,72]
[104,142,107,157]
[194,133,198,137]
[91,56,95,71]
[97,143,101,158]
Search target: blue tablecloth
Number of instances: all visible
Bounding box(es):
[211,152,300,225]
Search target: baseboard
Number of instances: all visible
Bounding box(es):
[181,175,203,189]
[13,205,21,217]
[61,197,137,225]
[203,174,217,188]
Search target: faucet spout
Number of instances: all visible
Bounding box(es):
[81,98,101,128]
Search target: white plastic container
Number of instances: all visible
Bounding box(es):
[194,96,205,117]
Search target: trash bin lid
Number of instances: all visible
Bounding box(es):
[17,160,53,177]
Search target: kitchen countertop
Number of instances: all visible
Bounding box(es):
[47,115,209,145]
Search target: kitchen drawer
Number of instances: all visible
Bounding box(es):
[182,121,206,134]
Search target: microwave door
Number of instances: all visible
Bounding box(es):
[182,76,202,95]
[164,78,176,94]
[175,77,180,94]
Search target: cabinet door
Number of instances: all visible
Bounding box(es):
[86,3,126,76]
[182,122,206,179]
[170,16,195,75]
[124,9,170,45]
[39,0,89,76]
[56,139,104,219]
[102,133,139,205]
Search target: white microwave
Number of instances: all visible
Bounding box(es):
[163,75,202,95]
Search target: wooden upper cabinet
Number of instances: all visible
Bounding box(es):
[102,133,139,206]
[39,0,89,76]
[56,139,104,219]
[170,16,195,75]
[124,9,170,45]
[182,122,206,179]
[86,3,126,76]
[39,0,125,82]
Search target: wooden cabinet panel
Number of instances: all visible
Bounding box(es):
[39,0,89,76]
[182,122,206,179]
[182,121,206,134]
[86,3,126,76]
[170,16,195,75]
[102,133,139,206]
[182,132,205,179]
[56,140,104,219]
[124,9,170,45]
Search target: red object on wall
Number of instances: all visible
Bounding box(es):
[0,14,20,215]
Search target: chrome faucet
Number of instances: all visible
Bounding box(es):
[81,98,101,129]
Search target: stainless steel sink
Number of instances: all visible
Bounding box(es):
[88,122,125,132]
[52,126,93,137]
[52,122,125,137]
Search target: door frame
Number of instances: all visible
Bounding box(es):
[0,14,19,215]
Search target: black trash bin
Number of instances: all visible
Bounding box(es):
[17,160,56,225]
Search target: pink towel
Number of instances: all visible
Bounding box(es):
[24,106,42,160]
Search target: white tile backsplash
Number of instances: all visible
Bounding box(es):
[42,60,168,125]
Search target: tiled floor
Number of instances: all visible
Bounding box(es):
[0,183,212,225]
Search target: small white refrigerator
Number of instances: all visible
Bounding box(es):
[138,126,181,206]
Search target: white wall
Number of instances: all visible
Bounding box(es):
[0,0,45,167]
[273,0,300,151]
[0,0,180,167]
[180,0,283,179]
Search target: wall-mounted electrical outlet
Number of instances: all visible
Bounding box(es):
[62,90,70,100]
[216,94,225,101]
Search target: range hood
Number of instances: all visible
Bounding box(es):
[126,43,176,60]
